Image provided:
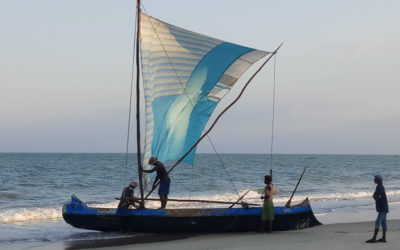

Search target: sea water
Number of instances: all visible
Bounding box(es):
[0,153,399,248]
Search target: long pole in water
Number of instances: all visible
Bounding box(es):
[285,167,307,207]
[145,43,284,199]
[135,0,145,205]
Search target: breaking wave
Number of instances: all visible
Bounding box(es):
[1,189,399,224]
[0,207,61,223]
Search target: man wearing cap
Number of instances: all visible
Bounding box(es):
[141,157,171,209]
[118,181,142,209]
[366,175,389,243]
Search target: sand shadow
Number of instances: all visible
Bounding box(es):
[63,233,193,250]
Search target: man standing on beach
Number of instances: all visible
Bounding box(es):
[141,157,171,209]
[260,175,274,233]
[366,175,389,243]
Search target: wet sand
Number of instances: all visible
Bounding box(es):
[24,219,400,250]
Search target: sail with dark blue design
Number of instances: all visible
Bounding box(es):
[140,13,269,184]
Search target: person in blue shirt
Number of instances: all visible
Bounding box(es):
[366,175,389,243]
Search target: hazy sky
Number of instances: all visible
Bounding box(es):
[1,0,399,154]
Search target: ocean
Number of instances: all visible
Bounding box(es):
[0,153,399,249]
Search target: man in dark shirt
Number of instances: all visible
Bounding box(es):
[118,181,142,209]
[366,175,389,243]
[141,157,171,209]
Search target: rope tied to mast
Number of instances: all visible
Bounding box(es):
[269,53,278,178]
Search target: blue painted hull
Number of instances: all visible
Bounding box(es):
[63,196,321,232]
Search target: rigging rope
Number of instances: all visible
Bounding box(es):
[269,54,277,177]
[123,5,139,187]
[140,5,240,197]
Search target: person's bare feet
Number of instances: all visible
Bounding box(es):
[377,238,387,243]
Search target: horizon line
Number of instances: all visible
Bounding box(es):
[0,152,399,156]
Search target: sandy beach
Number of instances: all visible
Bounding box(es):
[18,219,397,250]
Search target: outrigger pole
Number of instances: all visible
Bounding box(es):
[135,0,145,205]
[145,198,257,206]
[145,43,284,199]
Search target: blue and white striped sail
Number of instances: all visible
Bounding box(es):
[140,13,269,178]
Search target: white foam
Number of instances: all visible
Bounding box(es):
[0,208,61,223]
[314,189,398,201]
[1,189,399,224]
[172,189,400,205]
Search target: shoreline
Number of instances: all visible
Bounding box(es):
[21,219,400,250]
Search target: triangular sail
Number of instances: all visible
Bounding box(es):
[140,13,269,181]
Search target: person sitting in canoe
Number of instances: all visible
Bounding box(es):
[118,181,142,209]
[141,157,171,209]
[260,175,274,233]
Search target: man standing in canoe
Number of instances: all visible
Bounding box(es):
[260,175,274,233]
[141,157,171,209]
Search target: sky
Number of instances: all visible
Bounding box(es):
[0,0,399,154]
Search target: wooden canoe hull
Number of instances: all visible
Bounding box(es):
[62,196,321,233]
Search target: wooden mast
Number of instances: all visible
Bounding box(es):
[145,43,284,199]
[135,0,145,205]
